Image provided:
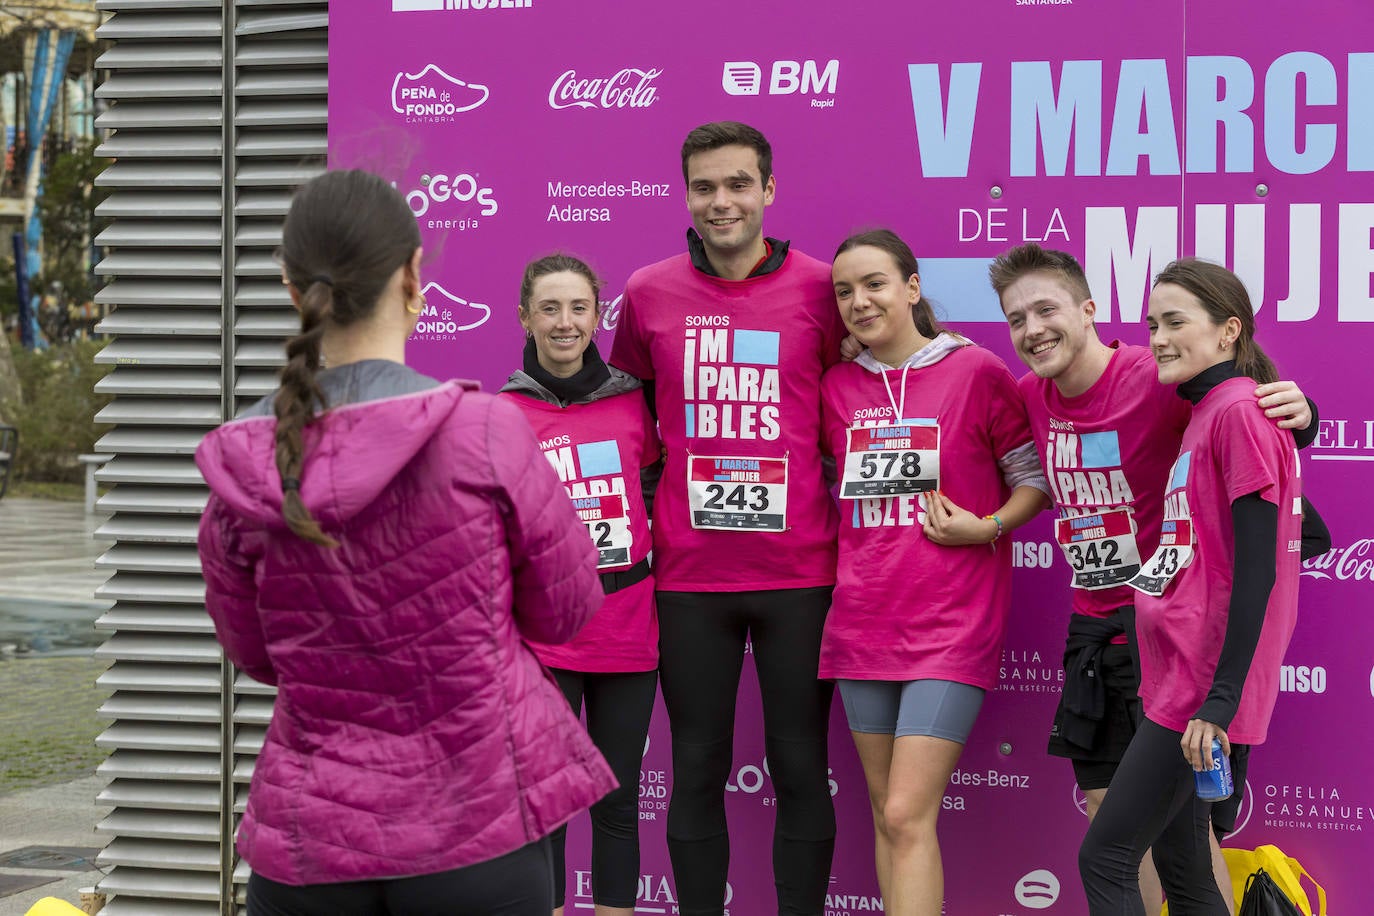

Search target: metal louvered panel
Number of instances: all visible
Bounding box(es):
[91,3,231,911]
[93,3,325,912]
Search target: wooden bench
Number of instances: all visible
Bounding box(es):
[78,453,113,513]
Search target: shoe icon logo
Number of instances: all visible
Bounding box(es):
[722,61,762,96]
[392,64,490,117]
[420,282,491,332]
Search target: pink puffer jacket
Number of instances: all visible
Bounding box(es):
[195,380,615,885]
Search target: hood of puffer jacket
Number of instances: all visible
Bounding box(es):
[194,380,479,529]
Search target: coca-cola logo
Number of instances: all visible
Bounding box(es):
[549,67,662,110]
[599,293,624,332]
[1301,540,1374,582]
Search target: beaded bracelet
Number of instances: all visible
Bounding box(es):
[983,513,1004,544]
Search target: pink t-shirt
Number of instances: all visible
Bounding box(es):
[1020,343,1190,620]
[502,389,660,673]
[1135,377,1302,744]
[819,344,1033,688]
[610,250,845,591]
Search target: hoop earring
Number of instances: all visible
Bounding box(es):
[405,294,425,316]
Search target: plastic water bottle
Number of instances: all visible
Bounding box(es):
[1194,738,1234,800]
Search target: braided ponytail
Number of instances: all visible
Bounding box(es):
[273,278,338,547]
[273,169,422,547]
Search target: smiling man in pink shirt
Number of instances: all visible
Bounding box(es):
[610,121,846,916]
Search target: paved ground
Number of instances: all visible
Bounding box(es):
[0,498,110,607]
[0,498,113,915]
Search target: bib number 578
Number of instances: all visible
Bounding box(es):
[858,451,920,480]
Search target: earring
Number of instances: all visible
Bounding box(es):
[405,293,424,316]
[525,329,534,339]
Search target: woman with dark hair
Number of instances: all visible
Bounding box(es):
[819,229,1050,915]
[194,169,616,916]
[499,254,661,916]
[1078,258,1303,915]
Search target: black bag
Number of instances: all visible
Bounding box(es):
[1238,868,1303,916]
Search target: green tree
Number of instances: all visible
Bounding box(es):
[1,339,111,482]
[38,140,111,306]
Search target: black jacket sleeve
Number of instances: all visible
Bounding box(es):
[1300,496,1331,561]
[1194,493,1277,729]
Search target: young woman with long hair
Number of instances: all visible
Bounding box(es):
[195,169,615,916]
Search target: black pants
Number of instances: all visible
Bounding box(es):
[657,587,836,916]
[549,668,658,908]
[246,837,553,916]
[1079,718,1229,915]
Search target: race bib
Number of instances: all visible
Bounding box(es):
[840,422,939,499]
[687,455,788,531]
[1128,519,1195,596]
[1054,507,1143,590]
[573,493,633,570]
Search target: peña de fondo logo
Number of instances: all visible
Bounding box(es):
[391,64,489,122]
[549,67,662,110]
[411,282,491,336]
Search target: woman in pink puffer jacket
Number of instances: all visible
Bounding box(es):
[194,169,616,916]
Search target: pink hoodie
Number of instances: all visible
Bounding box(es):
[195,379,615,885]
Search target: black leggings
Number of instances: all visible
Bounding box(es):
[549,668,658,908]
[1079,718,1228,915]
[246,837,553,916]
[657,587,836,916]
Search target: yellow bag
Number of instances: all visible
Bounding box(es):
[1160,844,1326,915]
[1221,846,1326,916]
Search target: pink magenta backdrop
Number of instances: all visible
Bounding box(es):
[331,1,1374,911]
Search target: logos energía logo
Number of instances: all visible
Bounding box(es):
[549,67,662,110]
[725,756,840,801]
[405,172,498,220]
[391,64,488,122]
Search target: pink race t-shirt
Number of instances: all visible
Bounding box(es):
[610,250,844,592]
[501,389,659,673]
[819,344,1033,689]
[1135,377,1302,744]
[1019,343,1190,620]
